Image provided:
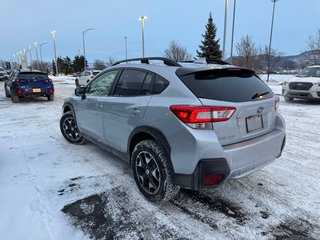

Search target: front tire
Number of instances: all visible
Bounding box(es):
[60,111,85,144]
[131,139,179,202]
[284,96,293,102]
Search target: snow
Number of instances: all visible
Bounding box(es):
[0,75,319,240]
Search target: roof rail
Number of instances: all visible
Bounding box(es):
[112,57,182,67]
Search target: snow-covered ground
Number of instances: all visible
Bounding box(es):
[0,75,319,240]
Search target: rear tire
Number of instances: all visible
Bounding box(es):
[131,139,179,202]
[284,96,293,102]
[47,94,54,101]
[60,111,85,144]
[5,84,11,98]
[11,95,20,103]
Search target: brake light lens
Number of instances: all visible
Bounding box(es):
[49,89,53,94]
[15,78,20,83]
[17,89,22,95]
[203,174,224,186]
[170,105,236,129]
[275,96,280,111]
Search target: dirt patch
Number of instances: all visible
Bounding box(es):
[62,186,189,240]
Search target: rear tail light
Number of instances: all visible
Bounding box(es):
[49,89,53,94]
[15,78,20,83]
[17,89,22,95]
[275,96,280,111]
[170,105,236,129]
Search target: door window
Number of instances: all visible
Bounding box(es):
[87,70,119,96]
[113,69,147,96]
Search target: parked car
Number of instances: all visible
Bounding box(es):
[4,69,54,103]
[60,57,286,202]
[0,67,9,81]
[282,65,320,101]
[76,70,102,86]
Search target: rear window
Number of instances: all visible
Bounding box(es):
[178,69,273,102]
[18,72,48,80]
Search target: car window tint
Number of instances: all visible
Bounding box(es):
[18,73,48,79]
[140,73,154,95]
[87,70,119,96]
[178,69,273,102]
[153,75,169,94]
[114,69,147,96]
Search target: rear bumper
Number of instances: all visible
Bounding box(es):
[174,115,286,190]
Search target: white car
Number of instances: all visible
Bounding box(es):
[77,70,101,86]
[0,67,9,81]
[282,65,320,101]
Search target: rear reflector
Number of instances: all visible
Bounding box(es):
[17,89,22,95]
[203,174,223,186]
[170,105,236,124]
[49,89,53,94]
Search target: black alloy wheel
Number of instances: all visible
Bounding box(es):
[60,111,85,144]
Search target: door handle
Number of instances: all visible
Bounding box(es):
[129,109,141,116]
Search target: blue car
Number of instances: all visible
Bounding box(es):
[4,69,54,103]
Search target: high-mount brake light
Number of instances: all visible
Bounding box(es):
[170,105,236,129]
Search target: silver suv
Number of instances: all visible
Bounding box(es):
[282,65,320,101]
[60,57,286,202]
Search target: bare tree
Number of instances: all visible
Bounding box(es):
[259,46,282,73]
[235,35,260,71]
[306,29,320,65]
[163,41,193,62]
[93,59,107,70]
[106,57,116,67]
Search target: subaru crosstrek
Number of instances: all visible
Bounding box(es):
[60,57,286,202]
[4,69,54,103]
[282,65,320,101]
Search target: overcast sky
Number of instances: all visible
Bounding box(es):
[1,0,319,64]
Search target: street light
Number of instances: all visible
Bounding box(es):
[267,0,279,82]
[51,30,58,76]
[222,0,228,60]
[23,48,27,67]
[28,45,33,70]
[16,52,20,67]
[39,42,48,71]
[139,16,147,57]
[230,0,237,64]
[124,36,128,59]
[34,42,40,70]
[82,28,94,71]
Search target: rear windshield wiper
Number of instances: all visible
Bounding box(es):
[251,91,270,100]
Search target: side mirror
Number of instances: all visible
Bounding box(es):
[75,86,86,100]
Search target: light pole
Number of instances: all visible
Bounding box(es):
[23,48,27,67]
[28,45,33,70]
[139,16,147,57]
[267,0,279,82]
[124,36,128,59]
[222,0,228,60]
[82,28,94,71]
[230,0,237,64]
[51,30,58,76]
[39,42,48,71]
[34,42,40,70]
[16,52,20,67]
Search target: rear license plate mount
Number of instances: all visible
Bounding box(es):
[246,115,263,133]
[32,88,41,93]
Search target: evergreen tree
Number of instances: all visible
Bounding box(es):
[197,12,222,61]
[72,55,86,72]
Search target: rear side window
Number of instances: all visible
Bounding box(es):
[153,75,169,94]
[18,72,48,79]
[178,69,273,102]
[114,69,147,96]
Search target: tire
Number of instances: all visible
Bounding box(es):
[5,84,11,98]
[47,94,54,101]
[60,111,85,144]
[284,96,293,102]
[131,139,179,202]
[11,95,20,103]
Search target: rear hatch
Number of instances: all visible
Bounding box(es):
[177,67,278,145]
[17,72,51,86]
